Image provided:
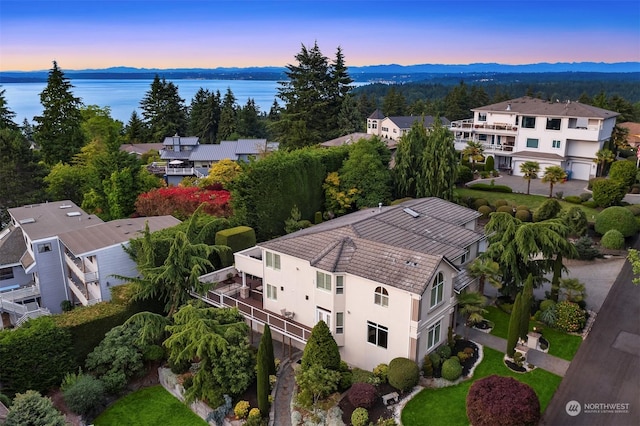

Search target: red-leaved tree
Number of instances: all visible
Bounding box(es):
[135,187,232,219]
[466,375,540,426]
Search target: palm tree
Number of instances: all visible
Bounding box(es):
[519,161,540,195]
[456,291,488,338]
[541,166,567,198]
[467,255,502,296]
[593,149,615,177]
[462,140,485,172]
[559,278,587,303]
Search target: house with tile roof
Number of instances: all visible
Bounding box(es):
[367,109,451,143]
[197,197,485,370]
[449,96,619,180]
[160,135,279,185]
[0,201,180,328]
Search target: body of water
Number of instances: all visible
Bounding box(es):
[1,79,283,124]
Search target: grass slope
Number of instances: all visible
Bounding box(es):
[94,386,208,426]
[401,347,562,426]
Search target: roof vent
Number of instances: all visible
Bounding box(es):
[66,212,81,217]
[506,104,511,111]
[403,208,421,218]
[19,218,35,224]
[405,260,418,267]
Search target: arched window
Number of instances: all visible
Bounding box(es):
[374,286,389,307]
[430,272,444,308]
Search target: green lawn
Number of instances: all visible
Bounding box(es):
[454,188,601,220]
[484,306,582,360]
[401,347,563,426]
[93,386,208,426]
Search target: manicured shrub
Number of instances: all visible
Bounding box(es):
[468,183,513,193]
[473,198,488,209]
[5,390,66,426]
[428,352,442,369]
[63,374,105,417]
[387,357,419,392]
[351,407,369,426]
[485,155,495,172]
[572,236,601,260]
[466,375,540,426]
[564,195,582,204]
[601,229,625,249]
[595,206,638,237]
[582,200,598,208]
[539,299,556,312]
[588,177,606,190]
[314,211,323,224]
[215,226,256,256]
[457,165,474,184]
[477,205,493,218]
[580,192,592,202]
[234,401,250,419]
[300,320,340,371]
[422,354,433,378]
[436,344,452,359]
[496,205,514,215]
[515,209,531,222]
[348,382,378,409]
[373,363,389,383]
[592,179,626,208]
[516,204,529,211]
[494,199,508,208]
[625,205,640,216]
[609,160,637,189]
[441,357,463,381]
[247,408,261,422]
[561,206,589,237]
[351,368,377,385]
[533,198,561,222]
[554,301,586,332]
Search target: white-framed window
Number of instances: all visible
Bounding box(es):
[372,122,377,129]
[317,307,331,328]
[478,134,487,141]
[478,113,487,122]
[382,126,389,132]
[522,116,536,128]
[427,320,442,350]
[0,267,14,281]
[526,138,539,148]
[336,276,344,295]
[316,271,331,291]
[367,321,388,348]
[546,118,561,130]
[265,251,280,270]
[336,312,344,334]
[266,283,277,300]
[430,272,444,308]
[460,247,470,264]
[552,140,561,149]
[38,243,52,253]
[374,286,389,307]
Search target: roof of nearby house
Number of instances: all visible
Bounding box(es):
[160,138,279,162]
[8,200,104,241]
[0,226,26,265]
[512,151,566,161]
[619,122,640,146]
[260,198,483,294]
[368,109,385,120]
[387,115,451,129]
[58,216,181,256]
[120,143,164,156]
[473,96,619,119]
[320,133,377,147]
[162,135,199,146]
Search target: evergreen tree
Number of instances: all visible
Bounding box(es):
[33,61,86,165]
[263,324,276,376]
[124,110,147,143]
[382,86,406,116]
[506,292,522,357]
[256,329,270,415]
[140,75,187,142]
[519,274,534,340]
[444,81,471,121]
[236,98,265,138]
[336,95,363,135]
[0,88,18,131]
[217,88,238,142]
[394,119,427,198]
[188,88,221,144]
[417,119,458,200]
[5,390,66,426]
[300,320,340,372]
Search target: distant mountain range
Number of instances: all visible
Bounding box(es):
[1,62,638,83]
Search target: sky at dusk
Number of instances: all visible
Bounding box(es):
[1,0,639,71]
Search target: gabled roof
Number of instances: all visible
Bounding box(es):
[260,198,483,294]
[8,201,103,241]
[120,143,164,156]
[58,216,181,256]
[473,96,619,119]
[368,109,385,120]
[320,133,375,148]
[387,115,451,129]
[160,139,279,162]
[162,135,199,146]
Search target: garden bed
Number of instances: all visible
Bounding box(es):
[338,382,397,425]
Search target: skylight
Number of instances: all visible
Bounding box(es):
[403,208,421,218]
[66,212,81,217]
[59,204,72,209]
[19,218,35,224]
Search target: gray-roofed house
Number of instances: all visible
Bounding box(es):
[161,135,279,185]
[1,200,180,327]
[449,96,619,180]
[366,109,451,143]
[198,197,486,371]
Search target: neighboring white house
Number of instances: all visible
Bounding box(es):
[200,198,485,371]
[449,96,619,180]
[1,201,180,327]
[367,109,451,143]
[160,135,279,185]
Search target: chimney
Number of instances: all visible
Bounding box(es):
[506,104,511,111]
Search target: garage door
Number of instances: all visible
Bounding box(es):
[570,162,592,181]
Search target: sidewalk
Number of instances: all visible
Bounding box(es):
[456,324,570,377]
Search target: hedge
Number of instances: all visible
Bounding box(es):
[467,183,513,193]
[595,206,638,237]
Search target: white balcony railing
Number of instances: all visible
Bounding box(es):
[64,254,99,284]
[234,247,264,278]
[0,283,40,302]
[67,278,102,306]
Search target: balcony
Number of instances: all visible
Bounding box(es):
[164,167,205,178]
[234,247,264,278]
[67,277,102,306]
[451,119,518,133]
[64,253,99,284]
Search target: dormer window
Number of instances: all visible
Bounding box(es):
[374,286,389,307]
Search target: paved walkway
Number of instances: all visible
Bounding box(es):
[456,324,571,377]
